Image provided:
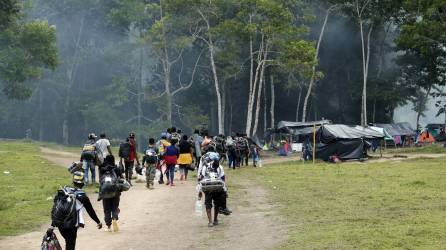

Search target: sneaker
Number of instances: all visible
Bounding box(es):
[218,208,232,216]
[112,219,119,232]
[213,220,219,226]
[165,182,170,185]
[104,226,112,232]
[208,223,214,228]
[158,180,164,184]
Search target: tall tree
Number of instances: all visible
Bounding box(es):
[0,0,58,99]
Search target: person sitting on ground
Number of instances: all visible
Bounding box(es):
[99,155,123,232]
[95,133,113,165]
[197,151,232,227]
[48,171,102,250]
[164,139,179,186]
[80,133,98,185]
[142,138,158,189]
[178,135,193,181]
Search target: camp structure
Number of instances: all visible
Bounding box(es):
[426,123,446,141]
[276,120,331,142]
[417,129,436,144]
[310,124,384,161]
[374,123,415,146]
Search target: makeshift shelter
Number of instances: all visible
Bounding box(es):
[426,123,446,141]
[311,124,384,161]
[374,123,415,146]
[417,130,436,144]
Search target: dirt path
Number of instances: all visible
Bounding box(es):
[0,148,285,250]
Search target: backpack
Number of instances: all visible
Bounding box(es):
[99,171,118,199]
[225,137,235,148]
[51,187,78,229]
[118,142,131,159]
[145,148,158,164]
[81,144,96,161]
[157,140,167,156]
[41,231,62,250]
[171,132,181,142]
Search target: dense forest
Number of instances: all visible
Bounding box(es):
[0,0,445,146]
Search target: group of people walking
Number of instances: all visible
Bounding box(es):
[45,127,250,249]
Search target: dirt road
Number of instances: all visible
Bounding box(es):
[0,148,285,250]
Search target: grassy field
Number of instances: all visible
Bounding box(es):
[228,158,446,249]
[0,142,71,236]
[385,144,446,154]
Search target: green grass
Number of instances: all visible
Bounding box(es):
[0,142,71,236]
[228,158,446,249]
[385,144,446,154]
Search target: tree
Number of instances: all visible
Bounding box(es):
[396,0,446,129]
[0,0,58,99]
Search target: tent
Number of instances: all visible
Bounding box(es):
[311,124,384,161]
[417,130,436,144]
[374,123,415,146]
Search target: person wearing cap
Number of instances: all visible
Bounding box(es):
[120,133,140,185]
[80,133,98,184]
[48,171,102,250]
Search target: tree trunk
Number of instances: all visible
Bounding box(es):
[62,14,85,145]
[246,34,265,136]
[359,15,373,126]
[296,86,302,122]
[245,16,255,136]
[38,83,44,141]
[302,7,331,122]
[209,40,224,134]
[252,45,268,136]
[270,74,276,127]
[221,81,226,135]
[263,76,267,133]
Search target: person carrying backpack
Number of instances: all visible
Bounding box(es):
[142,138,158,189]
[191,129,203,169]
[119,133,140,186]
[99,155,123,232]
[156,133,171,184]
[80,133,98,185]
[95,133,113,165]
[48,171,102,250]
[164,139,179,186]
[170,126,181,143]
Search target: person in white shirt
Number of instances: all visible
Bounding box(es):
[96,133,113,164]
[197,151,232,227]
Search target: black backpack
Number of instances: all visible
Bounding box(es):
[99,171,118,199]
[81,143,96,161]
[144,148,158,164]
[119,142,131,159]
[51,187,78,229]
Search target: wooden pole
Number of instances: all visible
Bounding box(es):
[313,124,316,164]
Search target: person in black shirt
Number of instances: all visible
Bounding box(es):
[49,171,102,250]
[178,135,193,181]
[99,155,123,232]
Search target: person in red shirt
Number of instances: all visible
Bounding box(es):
[121,133,140,185]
